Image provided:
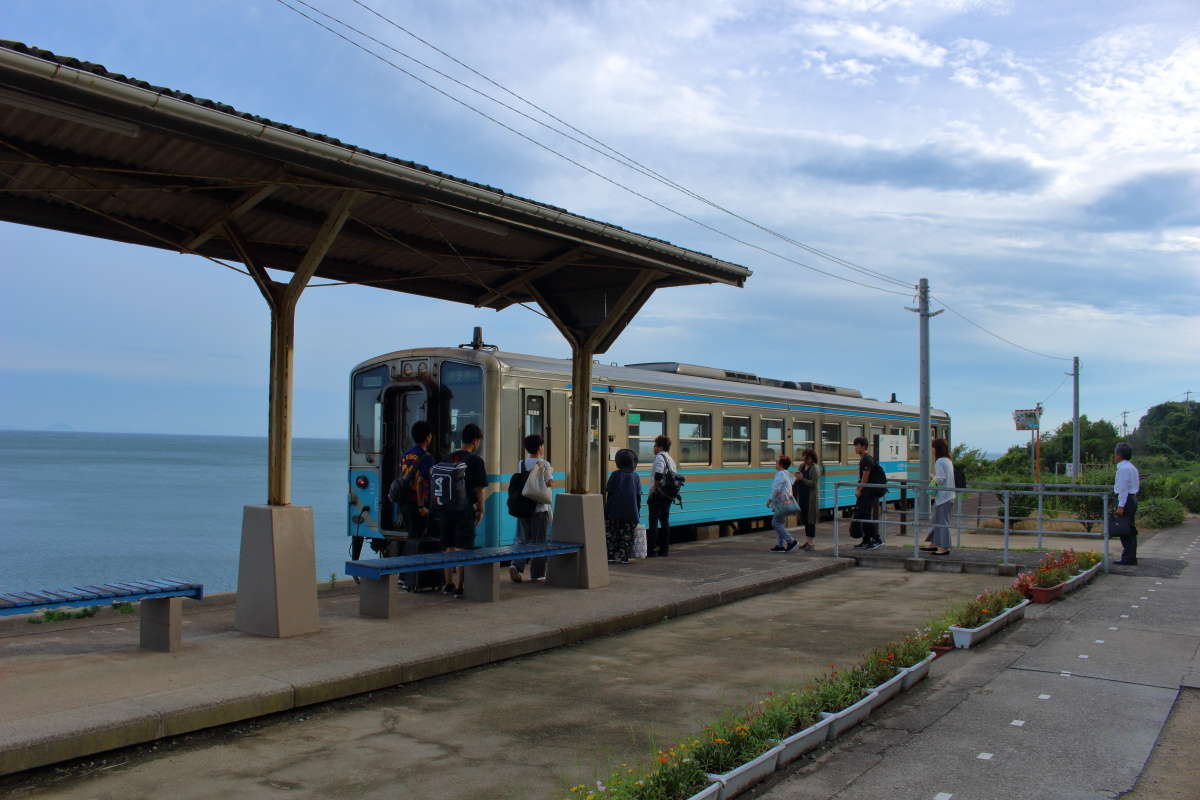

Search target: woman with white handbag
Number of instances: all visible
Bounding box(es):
[510,434,554,582]
[767,456,800,552]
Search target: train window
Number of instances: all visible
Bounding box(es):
[846,424,865,459]
[890,427,903,437]
[760,418,784,464]
[678,413,712,465]
[628,409,665,464]
[524,394,545,438]
[351,365,388,453]
[820,423,842,464]
[870,425,884,445]
[441,361,484,453]
[722,416,751,464]
[792,420,815,461]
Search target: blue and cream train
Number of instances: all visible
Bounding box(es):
[346,344,951,549]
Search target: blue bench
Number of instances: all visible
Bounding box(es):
[0,579,204,651]
[347,541,583,618]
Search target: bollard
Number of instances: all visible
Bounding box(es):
[833,488,841,558]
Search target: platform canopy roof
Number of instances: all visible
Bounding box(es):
[0,41,749,353]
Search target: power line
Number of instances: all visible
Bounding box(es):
[1041,374,1070,405]
[931,296,1073,362]
[343,0,913,291]
[272,0,913,298]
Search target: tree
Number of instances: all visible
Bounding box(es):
[1038,415,1118,470]
[1129,402,1200,460]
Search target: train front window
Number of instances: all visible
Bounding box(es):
[441,361,484,453]
[351,365,388,453]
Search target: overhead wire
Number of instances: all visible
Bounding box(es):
[932,296,1073,362]
[271,0,913,298]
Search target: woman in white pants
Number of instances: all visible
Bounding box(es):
[922,438,954,556]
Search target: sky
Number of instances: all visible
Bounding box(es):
[1,0,1197,454]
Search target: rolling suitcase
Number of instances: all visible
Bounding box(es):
[401,535,446,592]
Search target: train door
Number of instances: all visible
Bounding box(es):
[589,399,606,493]
[521,389,549,454]
[381,384,429,534]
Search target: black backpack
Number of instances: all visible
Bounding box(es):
[429,455,468,514]
[507,462,537,519]
[659,459,686,507]
[867,459,888,497]
[953,464,967,489]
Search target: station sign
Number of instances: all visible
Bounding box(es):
[875,433,908,479]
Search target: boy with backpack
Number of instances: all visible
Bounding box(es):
[430,423,487,597]
[508,434,554,583]
[852,436,887,550]
[388,420,435,539]
[647,435,682,557]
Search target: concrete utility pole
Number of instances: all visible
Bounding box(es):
[907,278,941,557]
[1121,410,1130,438]
[1071,357,1080,480]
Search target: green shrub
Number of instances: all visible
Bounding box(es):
[1140,498,1187,529]
[1139,475,1179,500]
[1178,481,1200,513]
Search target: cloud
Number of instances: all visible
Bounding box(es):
[792,142,1051,193]
[1083,170,1200,231]
[802,20,947,67]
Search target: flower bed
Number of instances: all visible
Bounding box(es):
[1014,549,1103,604]
[944,587,1028,648]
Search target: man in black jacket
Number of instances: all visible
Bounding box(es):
[852,437,885,550]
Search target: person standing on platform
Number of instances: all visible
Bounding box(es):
[604,448,642,565]
[436,424,487,597]
[394,420,435,540]
[852,436,885,550]
[510,433,553,583]
[647,436,677,558]
[921,438,954,556]
[1113,442,1141,565]
[794,448,821,551]
[767,456,799,552]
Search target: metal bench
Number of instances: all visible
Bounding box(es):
[0,579,204,651]
[346,541,583,618]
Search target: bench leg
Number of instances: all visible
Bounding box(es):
[463,562,500,602]
[139,597,183,652]
[359,575,398,619]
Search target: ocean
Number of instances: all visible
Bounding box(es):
[0,431,350,595]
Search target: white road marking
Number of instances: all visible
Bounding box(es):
[1078,654,1089,659]
[1011,720,1026,726]
[1120,615,1130,618]
[1109,626,1119,630]
[1038,694,1052,700]
[1095,640,1105,644]
[977,752,994,760]
[934,794,954,800]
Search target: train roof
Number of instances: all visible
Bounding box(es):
[355,348,949,420]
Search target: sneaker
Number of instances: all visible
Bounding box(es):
[865,541,884,550]
[800,541,815,551]
[532,576,547,582]
[618,559,631,565]
[453,588,464,598]
[442,582,456,594]
[769,545,787,552]
[509,565,524,583]
[852,543,869,549]
[785,539,799,553]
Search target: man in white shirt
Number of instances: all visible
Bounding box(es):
[647,436,677,557]
[510,434,553,582]
[1113,442,1141,566]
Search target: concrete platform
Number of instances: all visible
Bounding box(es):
[0,532,854,777]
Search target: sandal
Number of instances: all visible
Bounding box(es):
[933,549,950,556]
[801,541,815,551]
[919,546,937,552]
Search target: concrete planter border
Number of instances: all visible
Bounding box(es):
[821,691,877,738]
[949,600,1030,648]
[706,744,783,800]
[868,669,906,704]
[683,781,722,800]
[900,652,936,690]
[776,714,834,765]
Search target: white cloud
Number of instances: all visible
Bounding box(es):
[803,20,948,66]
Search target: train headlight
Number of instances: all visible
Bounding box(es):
[417,361,428,375]
[355,476,369,489]
[401,362,415,377]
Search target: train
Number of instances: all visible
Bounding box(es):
[346,337,950,551]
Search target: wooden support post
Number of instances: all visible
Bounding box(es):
[569,341,594,495]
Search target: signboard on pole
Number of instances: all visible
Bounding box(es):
[875,434,908,480]
[1013,409,1041,430]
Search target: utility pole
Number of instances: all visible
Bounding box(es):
[1121,410,1130,438]
[1071,357,1080,480]
[1035,402,1043,484]
[906,278,941,557]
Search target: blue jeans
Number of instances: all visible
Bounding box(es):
[772,514,795,547]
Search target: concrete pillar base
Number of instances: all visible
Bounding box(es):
[464,563,500,601]
[997,563,1019,577]
[903,558,928,573]
[139,597,182,651]
[235,505,320,637]
[547,494,609,589]
[359,575,398,619]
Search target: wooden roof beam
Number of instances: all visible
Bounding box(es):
[183,184,279,251]
[474,246,586,309]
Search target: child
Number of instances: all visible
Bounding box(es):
[766,456,799,552]
[604,448,642,564]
